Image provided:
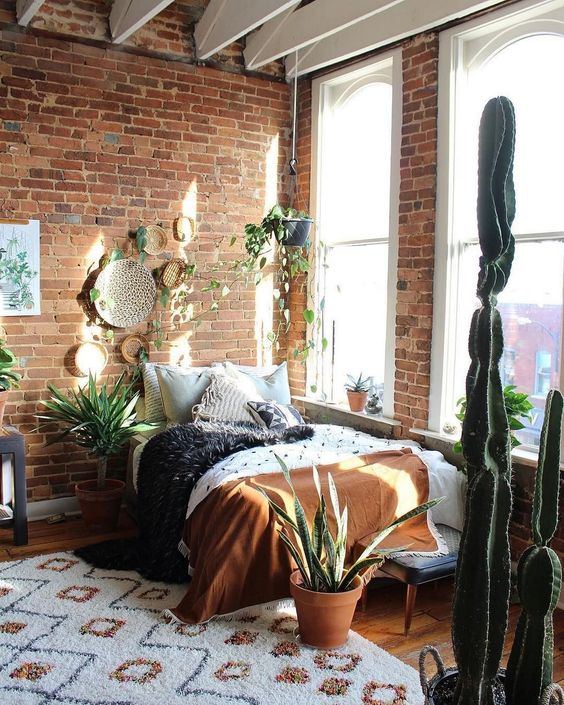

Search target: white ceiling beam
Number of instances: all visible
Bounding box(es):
[286,0,508,77]
[16,0,46,26]
[243,6,298,68]
[195,0,300,61]
[245,0,403,69]
[109,0,175,44]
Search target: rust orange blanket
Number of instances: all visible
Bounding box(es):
[171,448,439,624]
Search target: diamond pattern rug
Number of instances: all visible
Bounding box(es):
[0,553,423,704]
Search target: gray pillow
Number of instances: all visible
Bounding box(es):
[224,361,291,404]
[154,366,212,425]
[141,362,209,423]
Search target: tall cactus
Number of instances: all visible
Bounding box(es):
[506,389,563,705]
[451,96,516,705]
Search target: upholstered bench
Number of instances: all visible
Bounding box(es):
[360,524,461,635]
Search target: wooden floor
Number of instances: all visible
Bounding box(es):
[1,513,562,684]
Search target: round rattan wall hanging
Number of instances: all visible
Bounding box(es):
[94,259,156,328]
[143,224,168,255]
[161,258,186,289]
[74,341,108,377]
[120,333,149,363]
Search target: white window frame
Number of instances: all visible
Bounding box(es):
[308,51,402,418]
[430,0,564,440]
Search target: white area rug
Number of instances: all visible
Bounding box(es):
[0,553,423,704]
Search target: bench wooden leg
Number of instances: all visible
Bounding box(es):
[404,584,417,636]
[359,584,368,612]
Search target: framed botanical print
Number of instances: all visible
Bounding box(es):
[0,219,40,316]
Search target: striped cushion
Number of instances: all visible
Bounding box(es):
[140,362,210,423]
[193,373,264,424]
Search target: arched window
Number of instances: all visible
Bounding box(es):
[432,2,564,450]
[312,55,400,409]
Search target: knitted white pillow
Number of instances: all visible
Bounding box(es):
[193,373,264,424]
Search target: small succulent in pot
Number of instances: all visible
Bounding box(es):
[345,373,371,413]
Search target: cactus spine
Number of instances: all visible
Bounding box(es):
[451,96,516,705]
[506,389,563,705]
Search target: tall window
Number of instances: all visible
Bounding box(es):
[432,0,564,450]
[311,54,400,413]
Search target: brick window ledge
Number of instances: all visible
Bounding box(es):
[293,396,401,439]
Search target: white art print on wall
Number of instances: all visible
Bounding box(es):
[0,220,40,316]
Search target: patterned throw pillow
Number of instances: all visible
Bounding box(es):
[247,400,304,432]
[193,374,264,424]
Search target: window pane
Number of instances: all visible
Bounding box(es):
[454,35,564,237]
[454,241,563,448]
[322,243,388,404]
[321,82,392,243]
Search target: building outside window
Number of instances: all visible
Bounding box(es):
[309,53,401,415]
[431,0,564,451]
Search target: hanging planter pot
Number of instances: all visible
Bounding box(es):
[280,217,313,247]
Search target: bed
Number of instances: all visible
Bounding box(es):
[125,361,466,625]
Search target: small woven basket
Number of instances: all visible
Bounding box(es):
[161,258,186,289]
[120,334,149,363]
[144,225,168,255]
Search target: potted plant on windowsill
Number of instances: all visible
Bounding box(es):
[37,373,156,532]
[0,334,21,430]
[262,455,441,649]
[345,373,371,412]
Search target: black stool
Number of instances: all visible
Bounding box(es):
[0,426,28,546]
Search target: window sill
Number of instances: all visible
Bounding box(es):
[411,428,562,470]
[293,396,401,438]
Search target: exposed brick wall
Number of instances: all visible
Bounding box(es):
[1,26,291,500]
[394,34,438,430]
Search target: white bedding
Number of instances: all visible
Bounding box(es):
[133,424,466,531]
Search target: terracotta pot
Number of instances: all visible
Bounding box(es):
[346,390,368,412]
[289,570,363,649]
[0,390,8,429]
[75,478,125,533]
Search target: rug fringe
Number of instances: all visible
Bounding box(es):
[161,599,296,627]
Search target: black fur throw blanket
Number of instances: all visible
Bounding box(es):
[75,421,314,583]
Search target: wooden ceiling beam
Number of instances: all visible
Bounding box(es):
[285,0,509,77]
[195,0,300,60]
[109,0,175,44]
[15,0,46,27]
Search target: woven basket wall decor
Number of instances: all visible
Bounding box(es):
[144,225,168,255]
[120,333,149,363]
[94,259,156,328]
[160,258,186,289]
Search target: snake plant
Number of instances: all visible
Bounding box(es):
[262,454,442,593]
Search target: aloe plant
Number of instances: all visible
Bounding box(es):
[262,454,443,593]
[345,373,371,393]
[37,373,156,489]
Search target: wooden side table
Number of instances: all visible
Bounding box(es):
[0,426,28,546]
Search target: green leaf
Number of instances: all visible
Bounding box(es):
[310,384,318,393]
[229,236,237,247]
[160,287,170,307]
[259,257,267,269]
[89,288,100,303]
[139,251,146,265]
[322,337,329,351]
[221,285,230,297]
[104,330,114,341]
[303,309,315,324]
[109,248,124,262]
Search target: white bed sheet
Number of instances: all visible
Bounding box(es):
[133,424,466,531]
